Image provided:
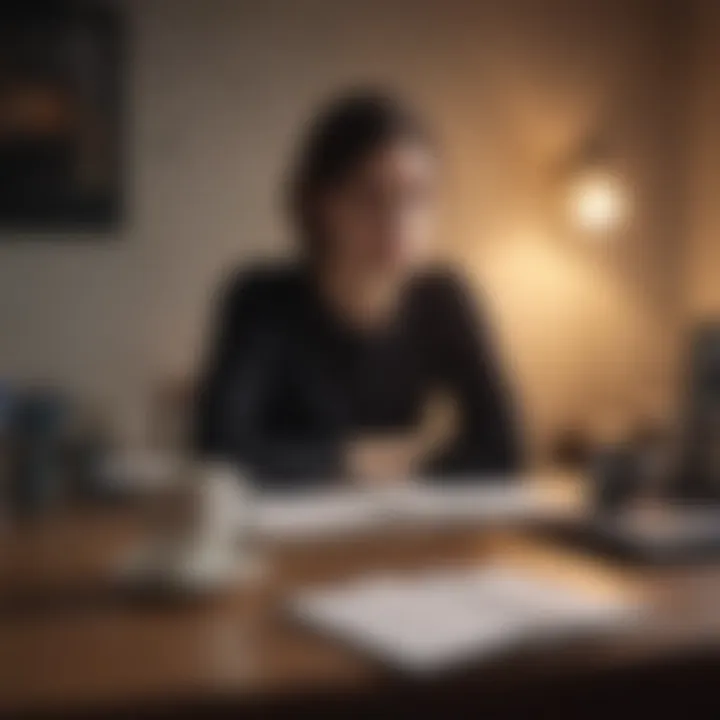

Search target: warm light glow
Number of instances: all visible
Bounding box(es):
[568,170,627,234]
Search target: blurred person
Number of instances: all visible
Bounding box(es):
[195,91,522,486]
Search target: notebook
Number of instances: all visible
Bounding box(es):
[291,565,637,673]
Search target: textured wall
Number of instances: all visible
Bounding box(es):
[685,1,720,322]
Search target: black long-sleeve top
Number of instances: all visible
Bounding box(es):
[194,264,522,487]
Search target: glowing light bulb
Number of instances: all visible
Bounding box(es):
[568,170,627,233]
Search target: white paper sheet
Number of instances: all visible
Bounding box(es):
[254,479,572,540]
[292,565,636,672]
[254,491,381,539]
[376,481,555,524]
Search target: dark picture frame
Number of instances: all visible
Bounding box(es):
[0,1,123,232]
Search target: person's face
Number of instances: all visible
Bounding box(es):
[319,139,438,279]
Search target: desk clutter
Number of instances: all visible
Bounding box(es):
[0,384,119,521]
[291,564,639,673]
[115,467,578,595]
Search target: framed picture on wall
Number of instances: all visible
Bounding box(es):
[0,1,123,232]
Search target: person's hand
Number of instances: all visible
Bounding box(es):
[346,390,459,485]
[416,389,459,459]
[346,435,419,486]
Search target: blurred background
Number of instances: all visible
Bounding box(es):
[0,0,716,463]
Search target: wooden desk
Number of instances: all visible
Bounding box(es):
[2,507,720,719]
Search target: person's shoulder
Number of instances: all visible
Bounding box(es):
[409,265,477,308]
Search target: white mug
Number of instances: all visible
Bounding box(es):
[119,460,263,594]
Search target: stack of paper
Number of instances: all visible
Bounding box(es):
[292,565,636,673]
[254,479,573,540]
[379,482,558,525]
[254,491,381,540]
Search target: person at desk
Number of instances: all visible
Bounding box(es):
[195,91,522,486]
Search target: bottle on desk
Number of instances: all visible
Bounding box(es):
[9,388,72,519]
[0,382,14,529]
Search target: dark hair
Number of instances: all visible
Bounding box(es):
[289,90,434,261]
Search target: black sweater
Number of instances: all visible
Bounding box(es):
[195,264,522,486]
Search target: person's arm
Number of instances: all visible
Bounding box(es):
[423,275,524,477]
[193,270,344,487]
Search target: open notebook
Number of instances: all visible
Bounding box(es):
[291,565,637,673]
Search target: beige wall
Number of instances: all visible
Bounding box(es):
[685,1,720,321]
[0,0,691,455]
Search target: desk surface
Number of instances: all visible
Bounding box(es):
[2,504,720,719]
